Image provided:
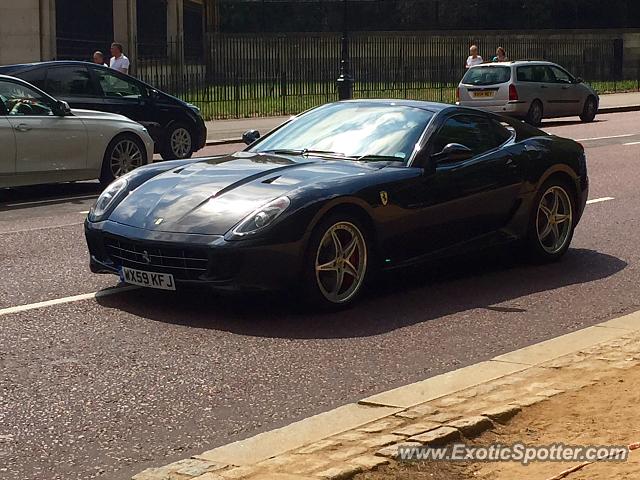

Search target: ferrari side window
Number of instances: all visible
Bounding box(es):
[432,115,499,157]
[490,119,513,145]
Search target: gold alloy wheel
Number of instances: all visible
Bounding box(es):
[536,185,573,254]
[314,221,367,304]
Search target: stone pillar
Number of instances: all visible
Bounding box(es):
[0,0,43,64]
[39,0,56,60]
[167,0,185,63]
[112,0,137,72]
[204,0,220,33]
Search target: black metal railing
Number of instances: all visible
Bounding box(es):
[128,33,640,120]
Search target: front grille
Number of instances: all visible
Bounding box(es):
[104,235,209,281]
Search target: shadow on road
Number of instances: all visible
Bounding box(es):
[0,181,101,209]
[96,246,626,339]
[542,118,606,128]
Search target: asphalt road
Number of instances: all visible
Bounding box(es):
[1,112,639,480]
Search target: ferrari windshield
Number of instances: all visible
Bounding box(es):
[249,102,434,163]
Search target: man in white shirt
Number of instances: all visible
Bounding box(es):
[465,45,483,69]
[109,43,130,75]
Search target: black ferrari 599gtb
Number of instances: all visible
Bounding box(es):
[85,100,588,307]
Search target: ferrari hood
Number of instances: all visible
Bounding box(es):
[109,152,376,235]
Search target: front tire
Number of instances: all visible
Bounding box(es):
[525,100,544,127]
[100,134,146,187]
[525,178,576,262]
[580,96,597,122]
[303,214,370,308]
[161,123,194,160]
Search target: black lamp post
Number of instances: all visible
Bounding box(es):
[336,0,353,100]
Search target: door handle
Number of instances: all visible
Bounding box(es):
[506,158,517,168]
[540,85,548,89]
[14,124,31,132]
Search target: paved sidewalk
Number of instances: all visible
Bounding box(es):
[132,310,640,480]
[205,91,640,143]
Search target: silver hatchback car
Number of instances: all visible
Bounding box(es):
[457,61,599,126]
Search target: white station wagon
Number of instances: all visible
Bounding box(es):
[0,75,153,188]
[457,61,599,126]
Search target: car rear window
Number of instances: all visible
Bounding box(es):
[462,66,511,86]
[46,66,97,96]
[13,69,47,90]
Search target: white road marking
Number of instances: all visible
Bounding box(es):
[79,210,90,214]
[0,221,84,235]
[586,197,615,205]
[0,194,619,314]
[575,134,635,142]
[3,194,98,208]
[622,141,640,146]
[0,285,138,317]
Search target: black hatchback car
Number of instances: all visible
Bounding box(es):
[0,61,207,160]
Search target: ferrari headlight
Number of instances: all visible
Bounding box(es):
[229,196,291,238]
[89,177,129,221]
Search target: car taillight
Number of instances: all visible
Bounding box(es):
[456,87,460,102]
[509,84,518,101]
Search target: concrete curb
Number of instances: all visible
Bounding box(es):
[598,104,640,114]
[206,137,244,146]
[133,309,640,480]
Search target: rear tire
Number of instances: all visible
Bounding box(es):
[302,214,371,309]
[525,178,576,263]
[161,123,194,160]
[580,96,597,123]
[100,134,146,187]
[525,100,544,127]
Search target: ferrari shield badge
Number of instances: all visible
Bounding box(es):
[379,190,389,206]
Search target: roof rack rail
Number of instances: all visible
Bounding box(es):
[511,59,550,62]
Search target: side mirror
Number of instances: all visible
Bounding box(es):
[53,100,72,116]
[431,143,474,163]
[574,77,584,84]
[242,129,261,145]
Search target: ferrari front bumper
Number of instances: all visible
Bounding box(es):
[85,219,305,292]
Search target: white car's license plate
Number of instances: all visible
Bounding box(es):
[120,267,176,291]
[473,91,495,98]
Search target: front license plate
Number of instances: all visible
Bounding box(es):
[120,267,176,291]
[473,91,495,98]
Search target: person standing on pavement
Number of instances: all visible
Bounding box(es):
[109,43,130,74]
[92,51,108,67]
[466,45,483,69]
[492,47,509,62]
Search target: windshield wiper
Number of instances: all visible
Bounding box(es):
[262,148,347,159]
[355,154,404,162]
